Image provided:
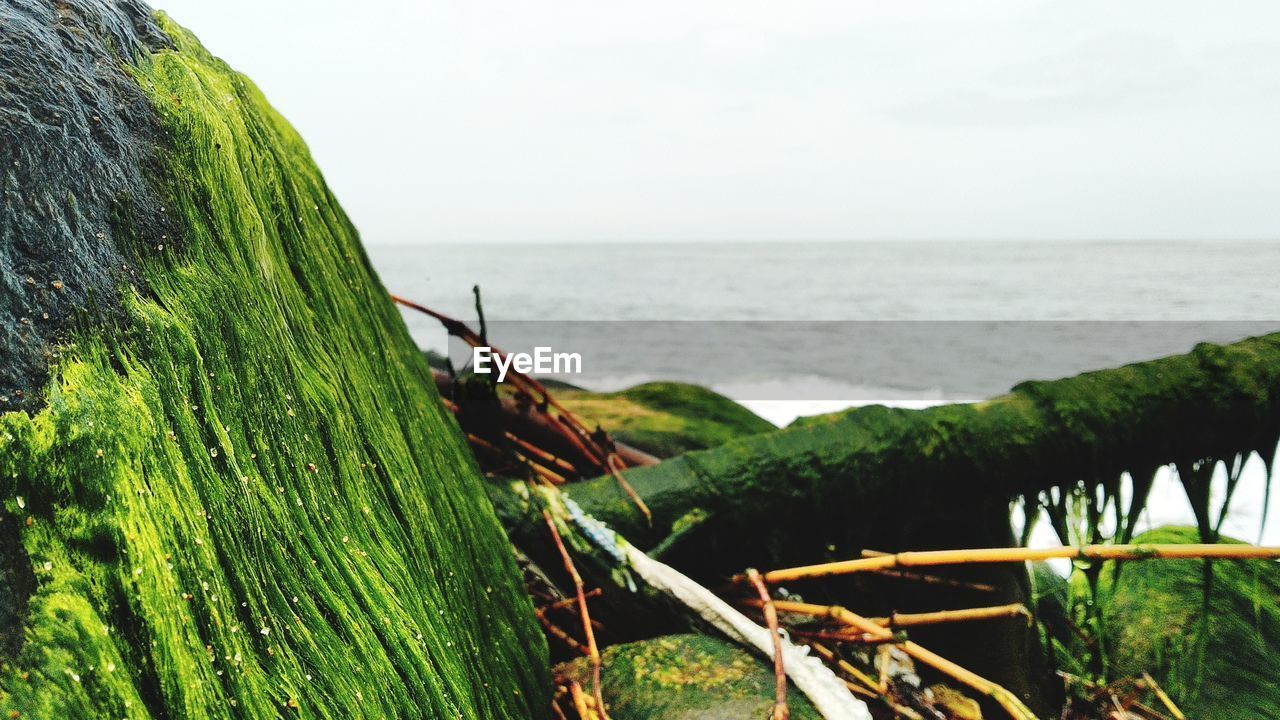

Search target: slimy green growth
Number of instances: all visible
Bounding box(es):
[556,382,775,458]
[1104,526,1280,719]
[557,634,823,720]
[1,9,546,719]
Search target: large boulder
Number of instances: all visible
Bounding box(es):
[1105,526,1280,719]
[0,2,546,717]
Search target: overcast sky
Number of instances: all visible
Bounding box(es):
[153,1,1280,244]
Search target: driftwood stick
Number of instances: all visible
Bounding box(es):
[507,431,579,475]
[544,510,609,719]
[541,588,604,613]
[788,629,901,646]
[1142,672,1186,720]
[619,544,871,720]
[866,567,1000,593]
[542,487,870,720]
[807,642,883,694]
[763,600,1039,720]
[743,599,1031,629]
[754,544,1280,584]
[747,569,790,720]
[607,453,652,525]
[568,680,595,720]
[861,549,999,592]
[881,603,1032,629]
[536,609,589,655]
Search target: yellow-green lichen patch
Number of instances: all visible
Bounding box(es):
[556,382,774,458]
[626,635,754,691]
[556,634,822,720]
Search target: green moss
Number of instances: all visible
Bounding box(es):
[564,333,1280,556]
[0,13,546,719]
[556,382,774,458]
[1103,527,1280,719]
[555,634,822,720]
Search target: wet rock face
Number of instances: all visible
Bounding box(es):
[0,0,174,410]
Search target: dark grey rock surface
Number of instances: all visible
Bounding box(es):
[0,0,172,410]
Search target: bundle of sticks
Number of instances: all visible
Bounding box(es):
[392,294,655,524]
[392,292,1273,720]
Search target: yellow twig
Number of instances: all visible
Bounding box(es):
[746,569,789,720]
[568,680,596,720]
[607,453,652,525]
[808,642,883,694]
[766,600,1040,720]
[544,511,609,719]
[1142,672,1186,720]
[535,609,588,655]
[755,543,1280,584]
[742,600,1031,629]
[881,603,1032,629]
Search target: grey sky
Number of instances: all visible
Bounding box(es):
[154,1,1280,244]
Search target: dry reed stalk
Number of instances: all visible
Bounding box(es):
[1141,673,1185,720]
[541,588,604,613]
[808,642,883,694]
[544,511,609,719]
[755,544,1280,584]
[765,600,1039,720]
[789,629,900,646]
[741,600,1031,629]
[607,453,652,525]
[506,431,579,474]
[746,569,790,720]
[568,680,595,720]
[880,603,1032,628]
[535,609,588,655]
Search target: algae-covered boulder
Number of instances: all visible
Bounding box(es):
[1105,526,1280,719]
[556,634,822,720]
[0,2,546,717]
[557,382,774,458]
[568,333,1280,556]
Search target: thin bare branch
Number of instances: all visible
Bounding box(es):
[747,569,790,720]
[754,544,1280,584]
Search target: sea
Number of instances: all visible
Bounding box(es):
[369,240,1280,549]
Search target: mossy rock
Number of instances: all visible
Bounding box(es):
[1104,526,1280,719]
[0,2,546,717]
[565,332,1280,559]
[556,382,774,458]
[556,634,822,720]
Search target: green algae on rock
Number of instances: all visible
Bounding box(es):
[0,3,547,718]
[1104,526,1280,720]
[565,333,1280,560]
[556,634,823,720]
[556,382,775,458]
[516,336,1280,715]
